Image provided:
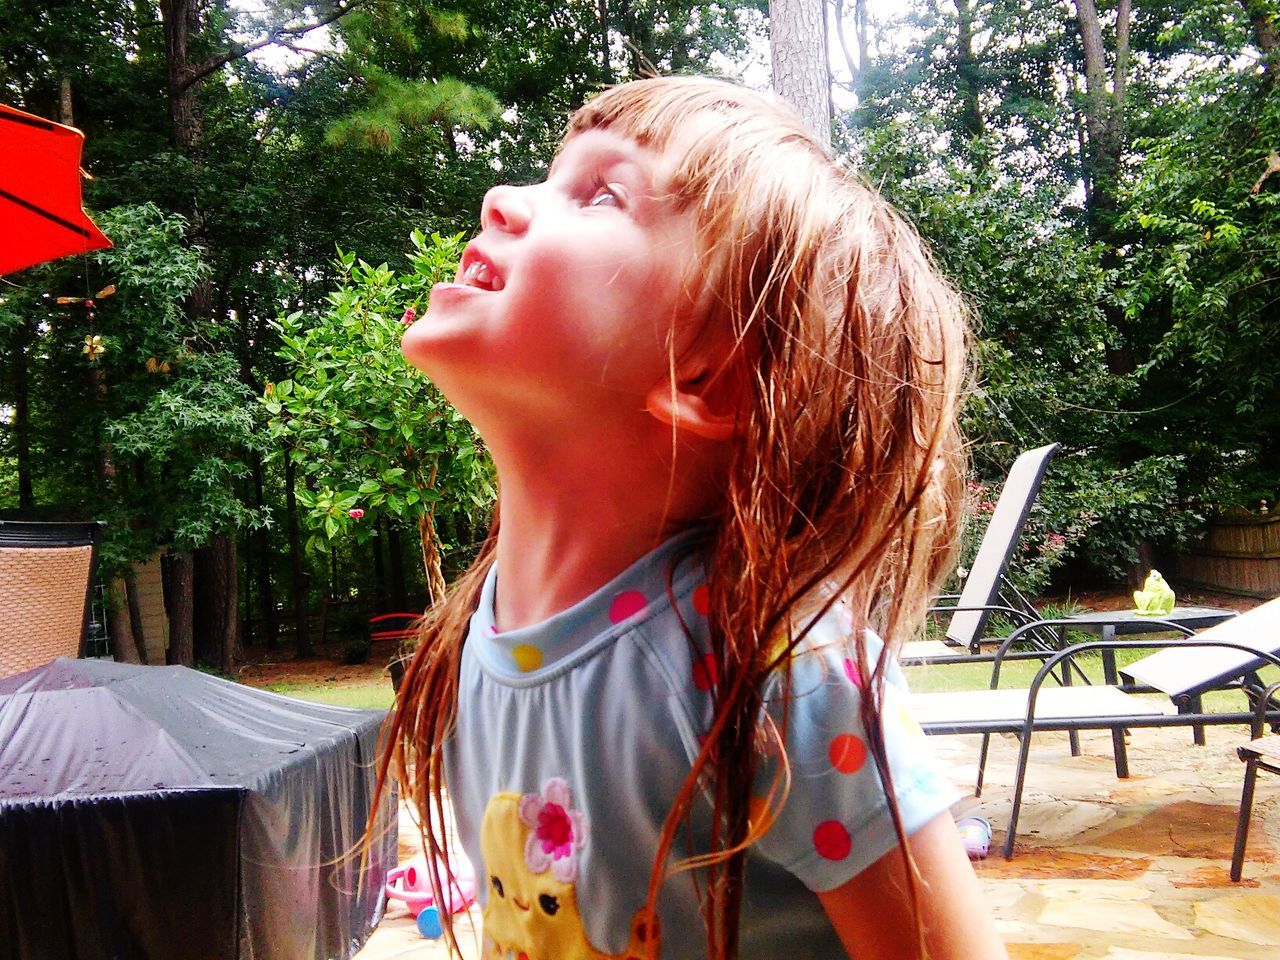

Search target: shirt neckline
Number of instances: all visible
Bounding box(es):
[470,528,706,680]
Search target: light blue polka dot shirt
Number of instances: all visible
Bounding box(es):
[444,531,958,959]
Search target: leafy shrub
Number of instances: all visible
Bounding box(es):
[341,639,371,665]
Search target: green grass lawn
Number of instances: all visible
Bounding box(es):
[906,649,1278,714]
[257,645,1276,718]
[263,679,394,711]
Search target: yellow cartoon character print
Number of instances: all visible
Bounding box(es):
[480,778,659,960]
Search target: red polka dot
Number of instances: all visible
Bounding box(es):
[692,584,710,616]
[692,653,718,691]
[842,658,863,687]
[828,733,867,774]
[609,590,647,623]
[813,820,851,861]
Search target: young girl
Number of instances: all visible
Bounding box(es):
[382,76,1007,960]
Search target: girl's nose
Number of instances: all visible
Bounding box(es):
[480,184,532,235]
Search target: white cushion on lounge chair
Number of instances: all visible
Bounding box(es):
[899,638,961,661]
[945,444,1058,649]
[1121,596,1280,699]
[912,687,1171,726]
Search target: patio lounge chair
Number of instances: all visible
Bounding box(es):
[911,595,1280,859]
[900,443,1060,666]
[0,520,105,679]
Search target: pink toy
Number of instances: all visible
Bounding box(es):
[384,853,476,918]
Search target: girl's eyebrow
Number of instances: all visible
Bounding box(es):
[549,143,652,186]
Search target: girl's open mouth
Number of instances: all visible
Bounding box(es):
[458,250,504,291]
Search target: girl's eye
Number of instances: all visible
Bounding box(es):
[490,875,505,897]
[538,893,560,915]
[586,181,622,208]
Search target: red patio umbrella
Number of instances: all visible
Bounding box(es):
[0,102,112,275]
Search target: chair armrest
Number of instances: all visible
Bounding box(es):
[988,618,1196,689]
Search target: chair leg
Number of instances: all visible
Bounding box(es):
[1003,728,1034,860]
[1189,694,1205,746]
[1111,725,1130,779]
[1231,758,1260,883]
[976,732,991,798]
[1062,664,1080,757]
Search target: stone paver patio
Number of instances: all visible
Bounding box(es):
[357,724,1280,959]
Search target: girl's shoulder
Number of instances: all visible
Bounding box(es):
[769,600,902,697]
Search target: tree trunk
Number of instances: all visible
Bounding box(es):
[1073,0,1134,377]
[164,550,195,666]
[1075,0,1152,581]
[106,579,139,664]
[159,0,201,156]
[954,0,985,149]
[1244,0,1279,89]
[316,593,330,649]
[125,570,148,664]
[596,0,611,80]
[252,455,278,648]
[222,533,241,669]
[61,76,142,656]
[284,453,312,656]
[372,518,387,610]
[388,524,407,610]
[59,76,73,126]
[831,0,870,100]
[193,534,238,672]
[12,316,34,509]
[768,0,832,148]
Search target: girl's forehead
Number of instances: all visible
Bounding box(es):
[554,128,656,173]
[553,126,696,196]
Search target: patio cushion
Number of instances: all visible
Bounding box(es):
[912,686,1172,728]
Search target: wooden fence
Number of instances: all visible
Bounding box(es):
[1175,510,1280,598]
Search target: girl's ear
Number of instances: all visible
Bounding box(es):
[644,362,743,441]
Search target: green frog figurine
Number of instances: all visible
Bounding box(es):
[1133,569,1175,616]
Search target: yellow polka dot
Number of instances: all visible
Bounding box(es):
[511,644,543,672]
[897,702,923,738]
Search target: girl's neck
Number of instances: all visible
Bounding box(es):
[486,422,716,631]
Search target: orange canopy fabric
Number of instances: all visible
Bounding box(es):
[0,102,112,275]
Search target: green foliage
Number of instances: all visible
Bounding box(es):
[106,351,270,553]
[341,638,373,664]
[855,1,1280,583]
[267,230,495,564]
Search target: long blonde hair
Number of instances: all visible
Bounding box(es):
[373,76,968,960]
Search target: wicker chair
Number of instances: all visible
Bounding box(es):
[0,520,105,678]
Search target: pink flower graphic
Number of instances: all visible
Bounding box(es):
[519,778,585,883]
[348,508,365,519]
[400,307,416,325]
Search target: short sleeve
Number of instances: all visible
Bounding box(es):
[752,616,959,892]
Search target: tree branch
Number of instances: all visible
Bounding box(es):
[831,0,861,88]
[181,0,370,91]
[1112,0,1131,116]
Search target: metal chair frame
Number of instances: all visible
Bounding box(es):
[916,614,1280,860]
[1230,678,1280,882]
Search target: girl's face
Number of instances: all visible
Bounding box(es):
[402,128,704,428]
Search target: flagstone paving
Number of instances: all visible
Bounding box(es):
[356,724,1280,959]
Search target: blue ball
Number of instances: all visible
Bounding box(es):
[417,906,443,939]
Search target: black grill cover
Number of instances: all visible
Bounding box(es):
[0,658,397,960]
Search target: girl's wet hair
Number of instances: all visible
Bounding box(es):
[372,76,968,960]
